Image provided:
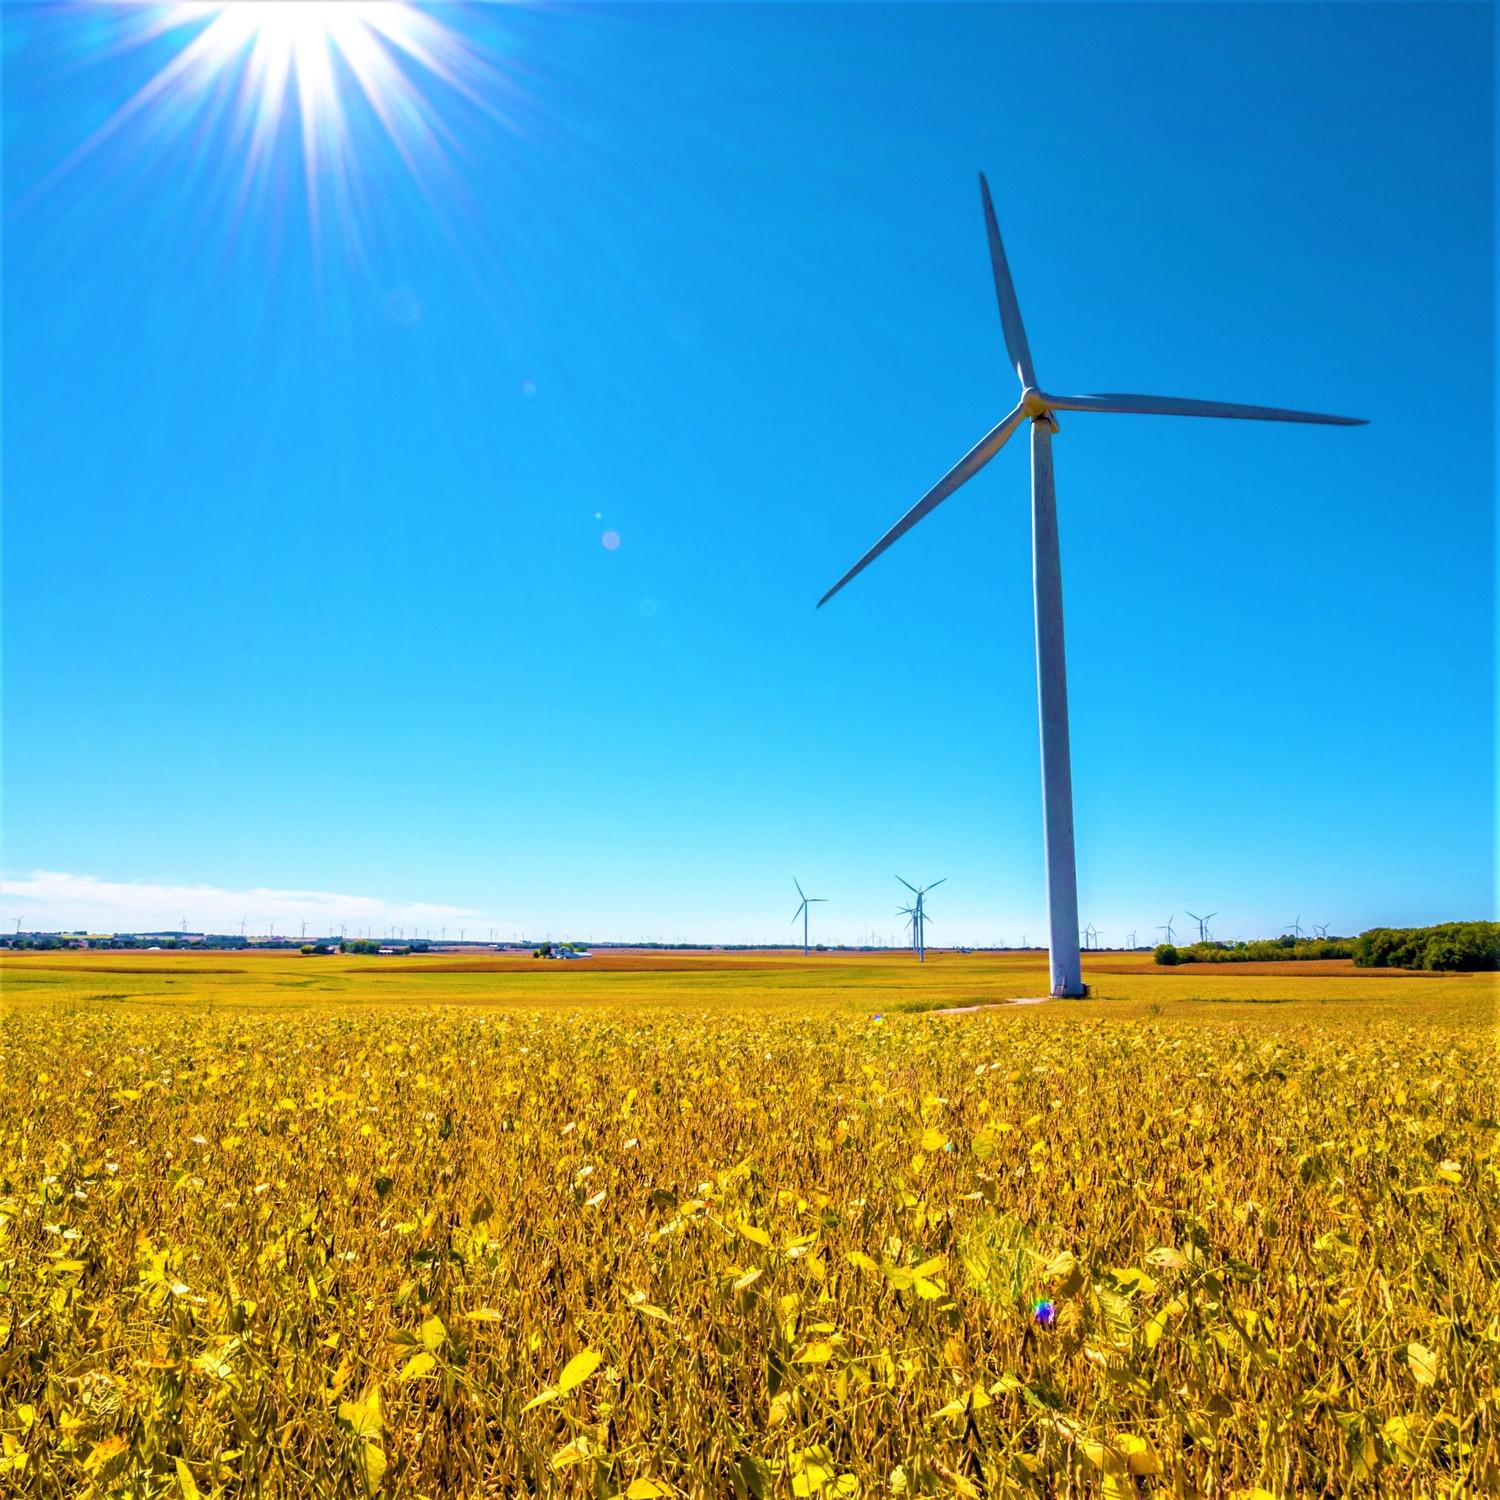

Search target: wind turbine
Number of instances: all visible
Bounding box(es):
[1126,930,1138,950]
[898,904,918,955]
[1157,915,1177,945]
[1313,922,1330,939]
[897,877,944,961]
[817,175,1364,998]
[1185,910,1217,943]
[1286,916,1305,939]
[791,879,827,957]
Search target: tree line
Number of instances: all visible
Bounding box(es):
[1155,921,1497,971]
[1154,936,1353,965]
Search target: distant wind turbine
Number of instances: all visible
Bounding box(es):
[791,879,827,957]
[897,877,944,962]
[817,175,1364,998]
[1185,910,1217,943]
[1313,922,1330,939]
[1287,916,1305,939]
[1157,915,1177,945]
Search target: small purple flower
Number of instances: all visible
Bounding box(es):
[1031,1298,1057,1328]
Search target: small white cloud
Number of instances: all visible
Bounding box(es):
[0,870,500,937]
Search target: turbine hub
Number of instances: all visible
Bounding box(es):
[1021,387,1058,430]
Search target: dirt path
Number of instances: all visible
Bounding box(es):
[930,995,1052,1015]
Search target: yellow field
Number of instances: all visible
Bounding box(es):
[2,950,1495,1497]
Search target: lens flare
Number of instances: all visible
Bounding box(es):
[54,2,506,234]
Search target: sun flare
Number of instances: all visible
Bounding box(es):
[67,2,503,229]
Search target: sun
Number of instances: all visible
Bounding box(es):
[59,2,504,231]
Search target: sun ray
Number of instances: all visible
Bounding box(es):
[41,2,508,242]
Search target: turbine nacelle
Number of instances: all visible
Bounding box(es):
[1020,386,1058,429]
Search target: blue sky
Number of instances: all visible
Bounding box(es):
[3,2,1492,944]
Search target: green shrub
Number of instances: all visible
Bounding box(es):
[1154,943,1180,966]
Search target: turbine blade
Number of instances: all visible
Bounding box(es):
[896,877,918,895]
[817,406,1025,608]
[1046,392,1366,425]
[927,878,947,892]
[794,877,804,899]
[979,173,1035,388]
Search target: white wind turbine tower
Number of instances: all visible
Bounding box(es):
[791,879,827,957]
[818,175,1365,997]
[1185,910,1217,943]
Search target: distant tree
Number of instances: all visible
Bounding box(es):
[1154,943,1180,966]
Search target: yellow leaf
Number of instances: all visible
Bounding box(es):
[521,1387,558,1413]
[399,1351,437,1381]
[737,1219,772,1247]
[733,1266,763,1292]
[1116,1434,1159,1476]
[85,1433,127,1471]
[175,1457,201,1500]
[626,1481,668,1499]
[551,1437,592,1469]
[920,1126,948,1153]
[419,1315,447,1351]
[339,1386,383,1439]
[845,1251,879,1273]
[465,1308,503,1322]
[1435,1159,1461,1184]
[1406,1341,1439,1387]
[357,1441,387,1492]
[557,1347,602,1394]
[1145,1246,1188,1271]
[794,1340,833,1364]
[1043,1250,1086,1298]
